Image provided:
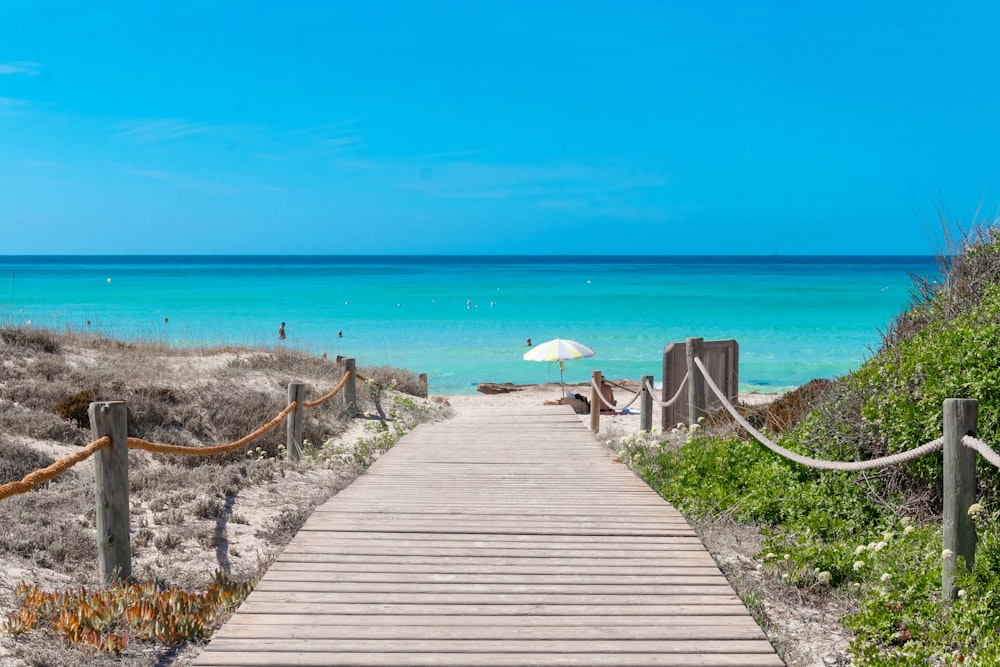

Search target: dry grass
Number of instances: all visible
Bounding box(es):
[702,379,834,436]
[0,326,446,666]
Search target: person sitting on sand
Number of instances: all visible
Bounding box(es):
[599,379,617,414]
[278,322,286,340]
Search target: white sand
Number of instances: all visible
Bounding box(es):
[438,382,780,439]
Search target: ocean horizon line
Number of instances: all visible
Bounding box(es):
[0,254,937,263]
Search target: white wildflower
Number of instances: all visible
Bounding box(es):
[855,545,867,555]
[903,525,914,535]
[958,589,967,598]
[853,560,865,571]
[968,503,985,517]
[942,549,954,560]
[880,573,892,582]
[817,571,832,585]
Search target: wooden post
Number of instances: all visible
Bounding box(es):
[590,370,601,433]
[686,337,706,426]
[943,398,978,600]
[640,374,653,433]
[418,373,428,398]
[286,383,305,462]
[88,401,131,585]
[343,358,358,416]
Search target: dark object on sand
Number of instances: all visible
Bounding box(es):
[477,382,524,395]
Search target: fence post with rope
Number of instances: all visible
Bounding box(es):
[943,398,978,600]
[589,370,602,433]
[88,401,131,585]
[640,374,654,432]
[287,383,305,462]
[343,358,358,416]
[686,337,706,425]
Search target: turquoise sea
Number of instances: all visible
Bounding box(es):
[0,256,938,395]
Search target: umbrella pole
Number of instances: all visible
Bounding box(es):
[559,360,565,395]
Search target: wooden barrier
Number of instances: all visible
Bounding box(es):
[943,398,978,599]
[287,383,305,462]
[343,358,358,416]
[589,370,601,433]
[661,338,739,428]
[88,401,131,585]
[686,337,706,425]
[640,374,654,432]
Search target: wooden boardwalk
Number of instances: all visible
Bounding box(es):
[194,406,783,666]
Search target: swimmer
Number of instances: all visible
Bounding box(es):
[526,338,532,346]
[278,322,286,340]
[338,331,343,338]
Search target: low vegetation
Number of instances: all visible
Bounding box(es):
[616,222,1000,666]
[0,330,446,665]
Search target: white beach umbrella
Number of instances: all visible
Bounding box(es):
[522,338,595,394]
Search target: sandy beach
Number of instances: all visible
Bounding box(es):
[442,381,781,439]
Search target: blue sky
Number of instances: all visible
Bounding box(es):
[2,1,999,255]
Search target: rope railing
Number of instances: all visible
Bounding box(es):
[962,435,1000,468]
[128,402,298,457]
[2,367,357,493]
[590,378,641,410]
[0,357,427,584]
[588,337,991,601]
[302,370,351,409]
[692,356,946,471]
[0,436,111,500]
[645,374,688,409]
[602,378,635,393]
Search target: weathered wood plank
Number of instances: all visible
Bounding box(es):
[192,405,781,667]
[194,652,784,667]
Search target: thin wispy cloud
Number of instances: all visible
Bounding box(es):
[396,160,669,201]
[123,165,283,194]
[0,61,42,76]
[114,118,215,142]
[126,168,173,180]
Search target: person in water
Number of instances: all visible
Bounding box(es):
[278,322,286,340]
[526,337,532,346]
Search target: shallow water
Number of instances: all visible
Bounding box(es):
[0,255,937,394]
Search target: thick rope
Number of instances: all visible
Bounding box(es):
[617,390,642,410]
[693,357,945,471]
[600,379,642,409]
[128,402,296,456]
[645,374,688,409]
[602,378,634,393]
[302,371,351,409]
[962,435,1000,469]
[0,436,111,500]
[590,379,620,410]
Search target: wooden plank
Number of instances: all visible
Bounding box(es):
[212,614,766,632]
[200,638,778,654]
[192,405,781,667]
[194,652,783,667]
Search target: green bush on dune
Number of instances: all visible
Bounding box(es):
[621,223,1000,665]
